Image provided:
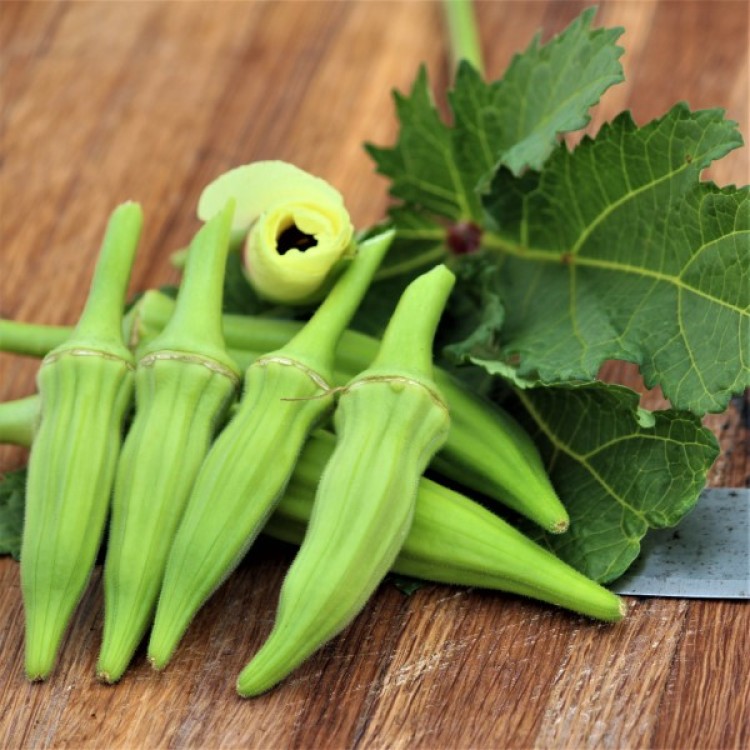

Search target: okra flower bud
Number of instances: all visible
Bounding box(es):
[21,203,143,680]
[197,161,355,304]
[147,230,394,671]
[236,265,455,697]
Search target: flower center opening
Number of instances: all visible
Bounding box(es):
[276,224,318,255]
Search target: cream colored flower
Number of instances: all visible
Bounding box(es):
[198,161,354,303]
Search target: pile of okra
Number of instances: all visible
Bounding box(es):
[3,166,625,697]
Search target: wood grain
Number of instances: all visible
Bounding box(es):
[1,2,748,748]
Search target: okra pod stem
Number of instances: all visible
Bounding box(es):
[97,202,240,683]
[236,266,454,697]
[147,231,394,670]
[21,202,143,680]
[0,320,69,359]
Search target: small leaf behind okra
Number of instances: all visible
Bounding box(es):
[507,381,719,583]
[0,469,26,560]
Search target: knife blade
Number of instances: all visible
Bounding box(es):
[611,488,749,599]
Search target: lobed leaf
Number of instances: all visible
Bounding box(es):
[510,381,719,582]
[366,8,625,222]
[479,105,748,413]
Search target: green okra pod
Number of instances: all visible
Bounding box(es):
[21,202,143,680]
[236,265,455,698]
[426,381,569,533]
[97,203,240,683]
[266,431,626,622]
[147,230,394,670]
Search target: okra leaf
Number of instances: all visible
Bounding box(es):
[0,469,25,560]
[510,381,719,583]
[438,257,507,365]
[366,8,624,222]
[451,8,624,177]
[477,106,748,414]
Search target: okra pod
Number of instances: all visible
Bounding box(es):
[147,230,394,670]
[236,265,454,697]
[97,203,240,683]
[21,203,143,680]
[267,431,626,622]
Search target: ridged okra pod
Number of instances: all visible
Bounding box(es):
[236,265,455,698]
[265,432,626,622]
[147,230,394,670]
[131,291,568,531]
[97,203,240,683]
[20,203,143,680]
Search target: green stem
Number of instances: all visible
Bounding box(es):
[442,0,484,75]
[65,203,143,357]
[373,244,447,282]
[276,229,393,378]
[0,395,38,446]
[143,201,237,372]
[368,265,455,384]
[0,320,69,358]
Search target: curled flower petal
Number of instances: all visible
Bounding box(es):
[197,161,354,303]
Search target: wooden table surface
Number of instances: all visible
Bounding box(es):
[1,1,748,748]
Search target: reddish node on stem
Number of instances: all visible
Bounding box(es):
[446,221,482,255]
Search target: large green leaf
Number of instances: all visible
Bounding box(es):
[366,8,624,222]
[511,382,719,583]
[478,105,748,414]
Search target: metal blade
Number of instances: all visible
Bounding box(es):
[611,488,749,599]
